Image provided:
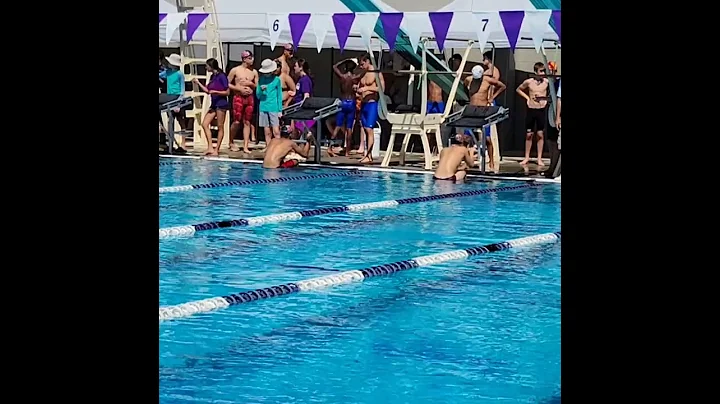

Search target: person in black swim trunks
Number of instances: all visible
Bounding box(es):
[433,134,476,182]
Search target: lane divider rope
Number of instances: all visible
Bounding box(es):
[159,160,193,166]
[159,231,560,321]
[159,170,362,194]
[159,183,539,239]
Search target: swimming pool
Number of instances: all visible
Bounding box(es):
[159,157,561,403]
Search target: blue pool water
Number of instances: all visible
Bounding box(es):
[159,159,561,404]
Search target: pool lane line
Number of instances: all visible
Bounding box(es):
[159,170,362,194]
[156,154,561,184]
[159,160,193,166]
[158,231,561,321]
[158,183,539,239]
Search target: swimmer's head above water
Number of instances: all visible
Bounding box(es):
[453,133,473,146]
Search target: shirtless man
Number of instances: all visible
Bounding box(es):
[433,134,477,182]
[228,51,258,153]
[330,58,365,156]
[516,62,549,166]
[427,79,444,114]
[279,63,296,108]
[278,44,294,77]
[356,54,385,164]
[262,132,314,169]
[480,51,501,94]
[463,65,506,170]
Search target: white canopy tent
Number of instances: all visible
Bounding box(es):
[159,0,559,51]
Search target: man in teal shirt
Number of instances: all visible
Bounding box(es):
[256,59,284,142]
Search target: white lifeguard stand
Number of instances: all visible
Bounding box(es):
[172,0,229,151]
[381,38,478,171]
[381,39,445,170]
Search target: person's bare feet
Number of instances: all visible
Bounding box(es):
[242,148,251,154]
[520,158,529,165]
[537,159,546,167]
[203,149,214,156]
[350,149,365,155]
[229,144,240,152]
[359,155,373,164]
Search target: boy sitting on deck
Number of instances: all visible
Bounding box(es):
[433,134,477,182]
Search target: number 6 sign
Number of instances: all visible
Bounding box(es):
[267,13,288,50]
[471,11,500,54]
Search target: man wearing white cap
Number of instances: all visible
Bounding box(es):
[463,64,506,170]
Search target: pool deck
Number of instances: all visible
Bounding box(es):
[160,141,558,182]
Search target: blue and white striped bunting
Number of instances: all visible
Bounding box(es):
[159,231,561,321]
[158,183,540,239]
[159,170,362,193]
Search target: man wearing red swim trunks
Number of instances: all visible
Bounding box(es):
[228,50,259,153]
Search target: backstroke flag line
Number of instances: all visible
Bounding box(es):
[332,13,355,52]
[157,10,562,51]
[401,12,426,52]
[354,12,380,51]
[311,13,333,53]
[267,13,289,50]
[551,10,561,43]
[379,13,404,51]
[165,13,187,45]
[471,11,500,54]
[186,13,209,42]
[524,10,552,53]
[428,12,453,51]
[499,10,524,51]
[289,14,312,51]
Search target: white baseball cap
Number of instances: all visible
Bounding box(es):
[471,65,484,79]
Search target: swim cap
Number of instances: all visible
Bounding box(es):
[471,65,484,79]
[241,50,253,59]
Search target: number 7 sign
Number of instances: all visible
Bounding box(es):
[472,11,500,54]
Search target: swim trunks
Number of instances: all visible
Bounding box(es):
[433,175,456,182]
[427,101,445,114]
[280,159,299,168]
[233,94,254,122]
[360,101,379,129]
[525,108,547,132]
[336,99,356,128]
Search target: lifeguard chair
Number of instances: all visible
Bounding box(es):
[381,38,476,170]
[164,0,229,152]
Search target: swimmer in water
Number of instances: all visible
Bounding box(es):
[263,132,315,169]
[433,134,477,182]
